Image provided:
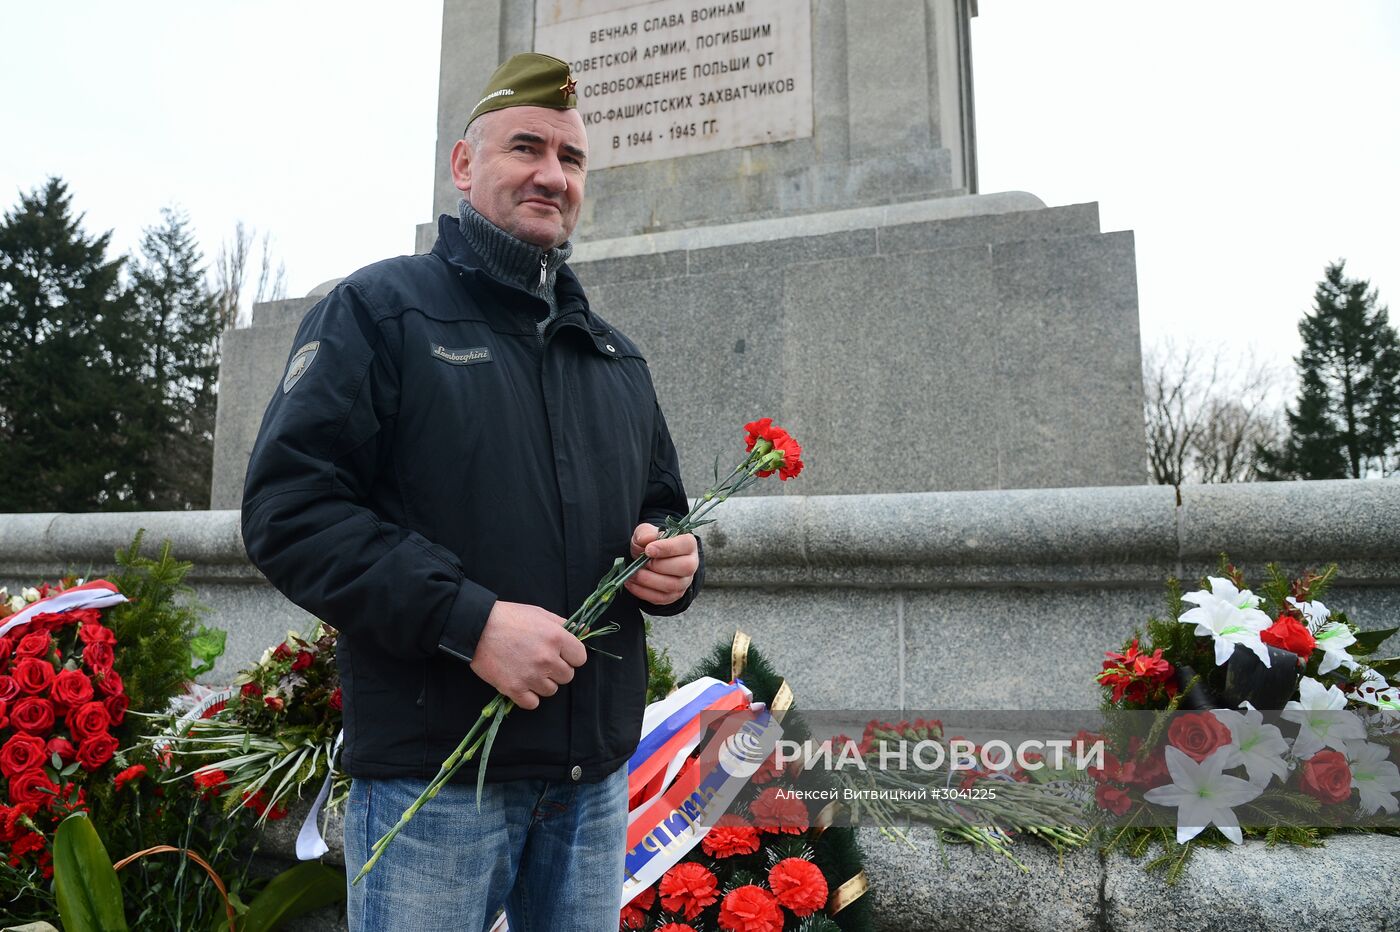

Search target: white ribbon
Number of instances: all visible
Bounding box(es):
[296,730,344,860]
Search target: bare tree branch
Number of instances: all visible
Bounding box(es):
[1143,340,1286,484]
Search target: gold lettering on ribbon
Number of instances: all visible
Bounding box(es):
[829,870,869,914]
[771,679,794,712]
[731,630,751,681]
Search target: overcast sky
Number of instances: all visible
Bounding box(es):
[2,1,1396,369]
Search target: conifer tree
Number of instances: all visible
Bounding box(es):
[0,178,148,511]
[129,207,221,508]
[1259,261,1400,478]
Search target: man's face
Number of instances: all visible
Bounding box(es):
[451,107,589,249]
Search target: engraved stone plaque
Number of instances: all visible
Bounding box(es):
[536,0,813,169]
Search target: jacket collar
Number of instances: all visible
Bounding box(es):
[432,213,592,323]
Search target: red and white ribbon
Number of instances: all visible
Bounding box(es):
[0,579,127,639]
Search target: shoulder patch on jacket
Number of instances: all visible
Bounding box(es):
[282,341,320,393]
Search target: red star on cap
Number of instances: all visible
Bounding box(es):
[560,74,577,98]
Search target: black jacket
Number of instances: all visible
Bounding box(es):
[241,213,701,784]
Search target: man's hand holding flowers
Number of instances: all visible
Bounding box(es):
[626,525,699,606]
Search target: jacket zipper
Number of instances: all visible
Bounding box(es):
[539,254,548,290]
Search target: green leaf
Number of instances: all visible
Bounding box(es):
[237,862,346,932]
[1364,656,1400,677]
[189,624,228,678]
[53,812,129,932]
[475,713,506,811]
[1352,627,1398,655]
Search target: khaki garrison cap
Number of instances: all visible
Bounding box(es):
[466,52,578,131]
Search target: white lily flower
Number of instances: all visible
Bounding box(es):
[1143,746,1263,845]
[1313,622,1358,675]
[1283,677,1368,759]
[20,587,39,603]
[1344,740,1400,816]
[6,595,23,614]
[1211,708,1291,788]
[1286,597,1331,632]
[1180,577,1273,667]
[1351,668,1400,712]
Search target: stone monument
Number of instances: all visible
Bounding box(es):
[211,0,1146,507]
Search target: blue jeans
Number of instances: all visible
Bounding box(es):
[343,764,628,931]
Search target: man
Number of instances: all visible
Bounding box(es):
[241,52,702,931]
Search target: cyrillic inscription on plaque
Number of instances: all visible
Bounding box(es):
[535,0,813,169]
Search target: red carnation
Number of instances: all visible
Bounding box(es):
[77,623,116,645]
[330,687,343,711]
[1299,750,1353,805]
[104,692,129,726]
[0,733,49,777]
[701,815,761,858]
[1095,783,1133,816]
[50,781,86,815]
[47,736,77,763]
[94,668,124,699]
[1261,615,1316,661]
[768,857,828,917]
[619,886,654,928]
[264,695,285,713]
[12,657,55,695]
[770,432,804,480]
[717,885,783,932]
[114,764,147,792]
[15,632,51,658]
[659,862,720,920]
[1167,712,1233,764]
[0,675,19,702]
[241,789,269,815]
[10,697,55,735]
[744,417,776,451]
[82,641,115,674]
[748,786,809,834]
[11,829,46,859]
[240,681,264,700]
[51,668,95,709]
[65,701,112,743]
[76,734,119,771]
[8,769,57,807]
[292,650,314,672]
[743,417,805,481]
[192,769,228,798]
[1097,639,1178,706]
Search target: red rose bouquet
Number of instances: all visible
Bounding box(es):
[0,584,130,880]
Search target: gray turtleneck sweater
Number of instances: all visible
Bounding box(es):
[458,199,573,342]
